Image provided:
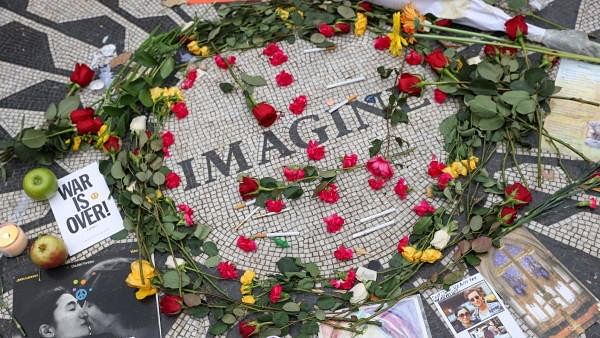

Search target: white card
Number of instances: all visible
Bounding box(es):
[49,162,123,255]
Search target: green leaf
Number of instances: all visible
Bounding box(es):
[443,271,464,285]
[241,73,267,87]
[57,96,81,118]
[500,90,530,106]
[219,82,235,93]
[134,50,158,67]
[304,262,320,277]
[377,66,394,79]
[152,172,165,185]
[297,278,314,289]
[160,57,175,79]
[525,68,546,87]
[476,115,505,131]
[273,312,290,327]
[470,79,498,96]
[186,306,210,318]
[139,88,153,108]
[204,255,220,268]
[476,62,503,82]
[464,253,481,266]
[301,322,319,335]
[277,257,301,273]
[283,185,303,199]
[45,103,58,120]
[390,109,409,125]
[207,26,221,41]
[111,161,126,179]
[208,321,228,335]
[110,229,129,240]
[310,33,326,44]
[263,328,282,337]
[150,139,163,151]
[507,0,527,10]
[315,309,326,321]
[131,194,143,205]
[221,313,237,325]
[203,241,219,256]
[516,99,536,114]
[469,215,483,232]
[162,270,191,289]
[193,224,211,240]
[317,296,336,310]
[272,237,289,248]
[282,302,301,312]
[319,169,337,178]
[20,129,48,149]
[412,216,433,235]
[369,139,383,157]
[468,95,497,118]
[337,5,355,18]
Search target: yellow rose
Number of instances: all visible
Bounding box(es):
[125,260,157,300]
[240,270,255,285]
[241,295,256,304]
[461,156,479,172]
[401,246,422,264]
[275,7,290,20]
[240,284,252,295]
[164,87,184,102]
[71,136,81,151]
[442,166,458,179]
[150,87,164,103]
[187,41,210,57]
[354,12,367,37]
[420,248,443,263]
[450,161,468,177]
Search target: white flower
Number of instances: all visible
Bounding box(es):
[431,229,451,250]
[349,283,369,304]
[356,267,377,282]
[126,181,136,192]
[129,115,147,134]
[165,255,185,269]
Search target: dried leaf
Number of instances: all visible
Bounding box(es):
[110,52,132,68]
[355,247,368,256]
[183,293,205,307]
[471,236,492,253]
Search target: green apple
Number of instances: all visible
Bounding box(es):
[23,167,58,200]
[29,234,68,269]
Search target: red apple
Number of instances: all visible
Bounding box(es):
[29,234,68,269]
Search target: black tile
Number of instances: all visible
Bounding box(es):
[0,79,67,111]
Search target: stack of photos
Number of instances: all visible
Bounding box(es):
[432,274,525,338]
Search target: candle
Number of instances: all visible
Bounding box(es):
[0,223,28,257]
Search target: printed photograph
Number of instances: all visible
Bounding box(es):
[468,316,512,338]
[437,281,505,333]
[12,243,161,338]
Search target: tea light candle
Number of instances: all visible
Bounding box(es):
[0,223,28,257]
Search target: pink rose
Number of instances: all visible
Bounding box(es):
[366,155,394,180]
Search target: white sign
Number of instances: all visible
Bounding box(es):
[49,162,123,255]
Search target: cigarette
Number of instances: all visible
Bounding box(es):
[267,231,300,237]
[234,206,260,230]
[358,208,396,223]
[326,75,366,89]
[327,95,357,113]
[351,220,396,239]
[303,46,336,53]
[233,199,255,210]
[253,209,289,219]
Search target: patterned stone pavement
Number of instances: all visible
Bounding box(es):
[0,1,599,337]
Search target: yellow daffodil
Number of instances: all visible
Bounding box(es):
[401,246,422,263]
[125,260,157,300]
[241,295,256,304]
[420,248,443,263]
[461,156,479,172]
[400,2,424,35]
[240,284,252,295]
[387,32,408,57]
[186,41,210,57]
[240,270,255,285]
[275,7,290,20]
[71,136,81,151]
[354,12,367,37]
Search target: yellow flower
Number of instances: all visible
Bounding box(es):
[125,260,157,300]
[164,87,184,102]
[275,7,290,20]
[400,2,424,35]
[155,189,163,199]
[401,246,422,263]
[240,284,252,295]
[450,161,468,177]
[241,295,256,304]
[420,248,443,263]
[461,156,479,172]
[387,33,408,57]
[150,87,164,103]
[442,166,458,179]
[71,136,81,151]
[392,11,401,35]
[97,124,108,137]
[186,41,210,57]
[354,12,367,37]
[240,270,255,285]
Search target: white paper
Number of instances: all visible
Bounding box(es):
[49,162,123,255]
[432,273,525,338]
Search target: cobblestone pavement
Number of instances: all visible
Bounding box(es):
[0,1,599,337]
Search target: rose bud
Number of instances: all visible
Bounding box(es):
[499,206,518,225]
[483,45,498,57]
[252,102,278,127]
[334,22,351,34]
[318,23,335,38]
[239,321,258,338]
[239,176,259,200]
[405,49,423,65]
[70,107,95,124]
[505,15,528,40]
[159,294,183,316]
[397,73,423,96]
[373,36,391,50]
[504,182,532,208]
[425,48,450,70]
[70,63,95,87]
[103,135,121,153]
[358,1,373,11]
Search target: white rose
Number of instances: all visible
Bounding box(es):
[129,115,147,134]
[431,229,451,250]
[356,267,377,282]
[349,283,369,304]
[165,255,185,269]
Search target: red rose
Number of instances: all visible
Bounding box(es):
[483,45,498,57]
[269,284,283,303]
[162,131,175,148]
[252,102,278,127]
[435,19,452,27]
[394,177,409,200]
[505,15,528,40]
[434,89,448,104]
[103,135,120,153]
[239,321,257,338]
[70,63,95,87]
[217,261,238,279]
[288,95,307,115]
[265,199,285,213]
[318,183,339,204]
[70,107,94,124]
[504,182,532,207]
[214,55,236,69]
[180,69,198,90]
[500,47,518,56]
[425,49,449,70]
[335,22,351,34]
[76,117,103,135]
[334,245,353,261]
[318,23,335,38]
[499,206,518,225]
[413,199,436,217]
[324,213,345,233]
[171,102,189,119]
[368,177,386,190]
[269,50,288,66]
[342,153,358,169]
[239,176,259,200]
[165,172,181,189]
[427,155,446,178]
[397,73,423,96]
[283,167,305,182]
[437,172,454,190]
[237,236,257,252]
[159,294,183,316]
[405,49,423,65]
[275,70,294,87]
[306,139,325,161]
[373,35,391,50]
[263,43,282,57]
[397,235,410,253]
[358,1,372,11]
[330,268,356,290]
[366,155,394,180]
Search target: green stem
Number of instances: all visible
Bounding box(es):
[549,95,600,107]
